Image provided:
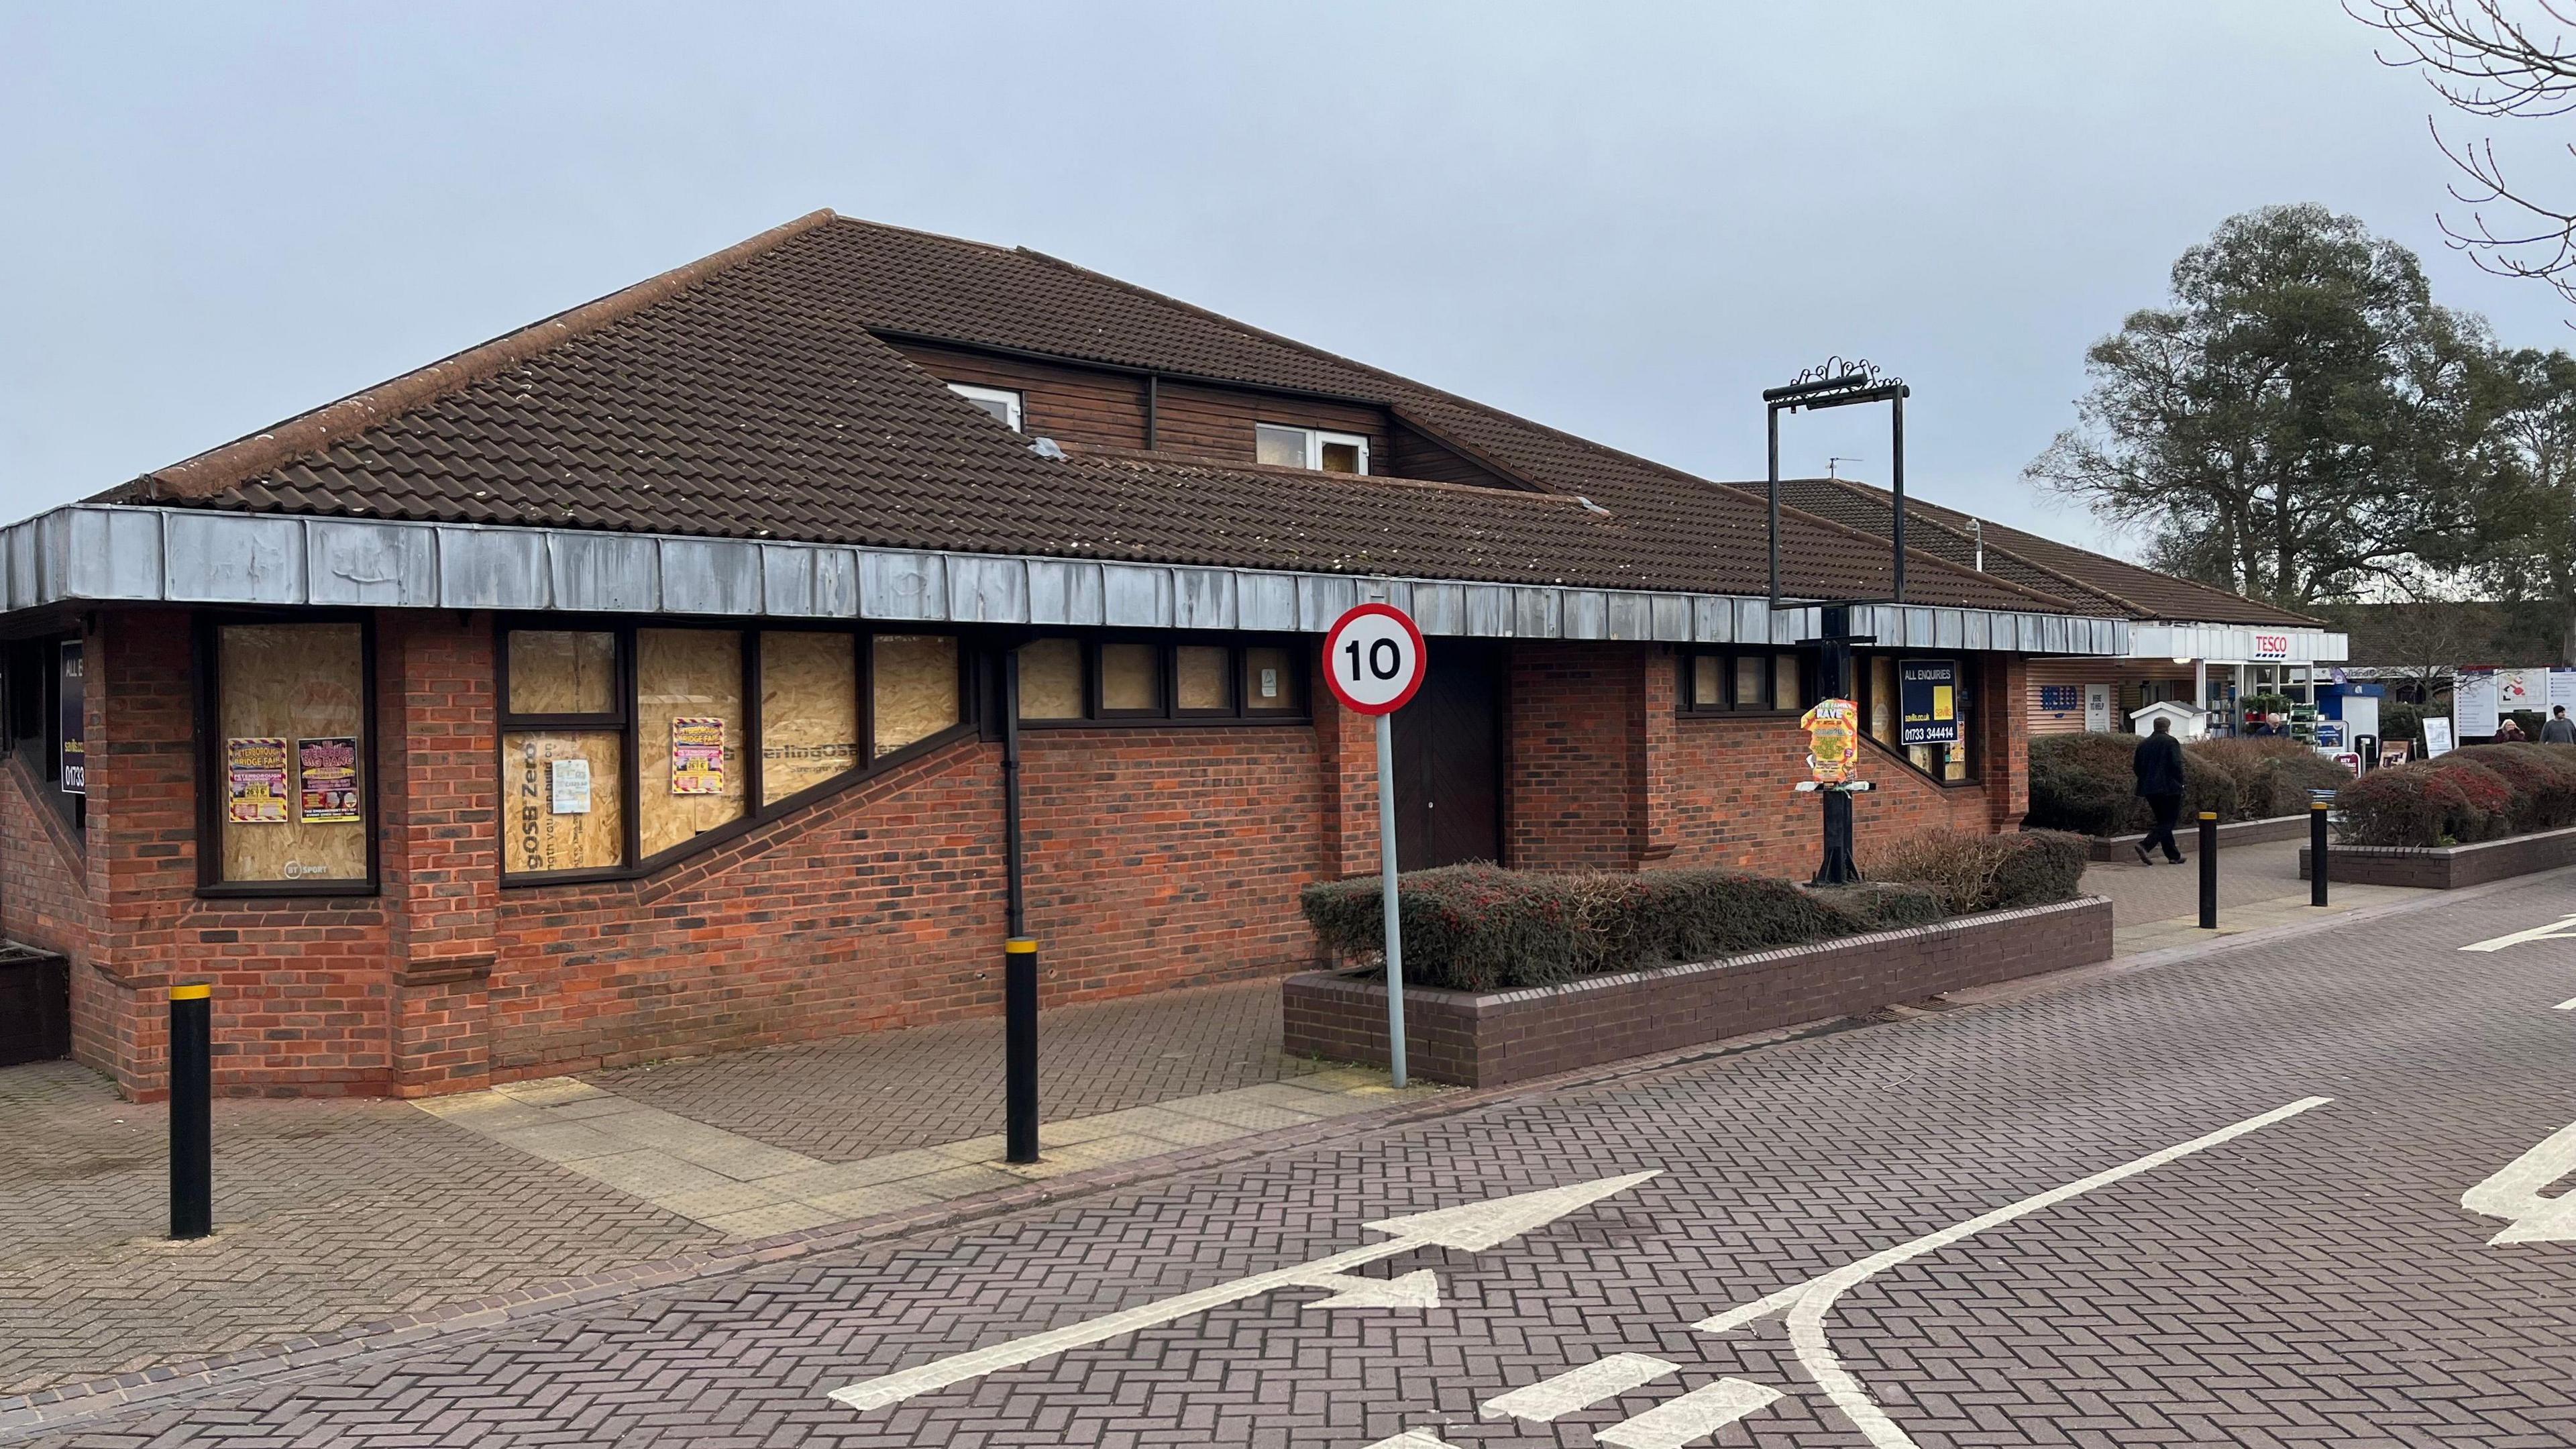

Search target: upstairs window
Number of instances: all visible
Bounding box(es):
[948,382,1024,432]
[1254,423,1368,475]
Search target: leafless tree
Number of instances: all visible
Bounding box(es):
[2353,1,2576,303]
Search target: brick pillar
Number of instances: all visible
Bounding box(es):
[1984,653,2031,831]
[1317,698,1382,879]
[380,612,500,1095]
[1635,647,1679,864]
[92,608,199,1095]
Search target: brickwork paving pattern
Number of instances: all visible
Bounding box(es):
[12,875,2576,1444]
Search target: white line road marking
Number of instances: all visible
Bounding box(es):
[825,1170,1659,1411]
[2463,1119,2576,1243]
[1360,1434,1456,1449]
[1480,1352,1678,1423]
[1292,1267,1440,1311]
[2461,913,2576,953]
[2553,998,2576,1012]
[1593,1378,1784,1448]
[1695,1097,2331,1448]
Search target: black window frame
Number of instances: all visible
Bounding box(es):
[496,618,975,887]
[193,610,381,898]
[1016,635,1313,729]
[1677,647,1813,718]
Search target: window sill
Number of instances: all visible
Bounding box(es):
[194,880,380,900]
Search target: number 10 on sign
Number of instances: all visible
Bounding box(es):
[1321,603,1428,1087]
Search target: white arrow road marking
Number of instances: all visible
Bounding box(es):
[825,1170,1658,1411]
[2463,1119,2576,1243]
[1694,1097,2330,1448]
[1292,1267,1440,1311]
[1481,1352,1678,1423]
[2461,913,2576,953]
[1594,1378,1784,1448]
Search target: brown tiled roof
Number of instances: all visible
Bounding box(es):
[1773,477,2323,629]
[105,213,2105,616]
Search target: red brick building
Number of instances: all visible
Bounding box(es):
[0,211,2146,1098]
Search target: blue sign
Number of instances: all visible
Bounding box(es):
[1899,659,1960,747]
[2037,684,2082,713]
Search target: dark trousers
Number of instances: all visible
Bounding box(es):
[2141,792,2184,862]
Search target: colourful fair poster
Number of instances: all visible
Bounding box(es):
[1800,698,1860,785]
[671,717,725,795]
[225,737,290,824]
[297,737,362,823]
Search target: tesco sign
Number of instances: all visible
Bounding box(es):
[2252,634,2290,659]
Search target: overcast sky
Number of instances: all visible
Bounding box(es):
[6,2,2573,558]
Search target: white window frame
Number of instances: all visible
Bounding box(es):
[948,382,1024,433]
[1253,423,1369,476]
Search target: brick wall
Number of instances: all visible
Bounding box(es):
[4,612,2043,1099]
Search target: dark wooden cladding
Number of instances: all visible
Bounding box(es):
[892,340,1150,450]
[888,337,1521,488]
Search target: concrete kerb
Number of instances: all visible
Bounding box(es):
[7,871,2561,1438]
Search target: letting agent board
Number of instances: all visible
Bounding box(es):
[1898,659,1960,747]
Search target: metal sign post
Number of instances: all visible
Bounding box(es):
[1321,602,1428,1089]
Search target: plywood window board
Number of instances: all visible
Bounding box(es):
[508,631,617,716]
[1176,645,1230,713]
[1242,645,1303,714]
[1016,638,1084,720]
[501,729,626,873]
[761,631,860,804]
[637,629,746,857]
[1098,642,1160,714]
[215,623,368,884]
[874,635,960,756]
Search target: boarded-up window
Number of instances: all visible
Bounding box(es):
[1870,656,1898,745]
[1017,639,1085,720]
[1242,646,1302,715]
[1774,655,1803,712]
[637,630,746,857]
[502,730,625,873]
[874,634,959,756]
[1176,646,1230,713]
[215,623,369,885]
[761,632,859,804]
[1733,655,1767,711]
[508,631,616,716]
[1690,655,1723,709]
[1099,643,1160,714]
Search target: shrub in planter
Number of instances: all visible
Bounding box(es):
[2334,755,2517,847]
[2028,733,2233,835]
[2454,743,2576,833]
[1810,882,1949,932]
[1865,828,2090,914]
[2192,736,2349,818]
[1299,864,1915,992]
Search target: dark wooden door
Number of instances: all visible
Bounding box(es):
[1391,643,1502,870]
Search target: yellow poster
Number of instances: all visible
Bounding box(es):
[225,737,290,824]
[1799,698,1860,785]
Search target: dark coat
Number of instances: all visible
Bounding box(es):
[2133,731,2186,798]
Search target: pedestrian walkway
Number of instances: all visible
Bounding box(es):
[0,977,1437,1396]
[2078,835,2424,956]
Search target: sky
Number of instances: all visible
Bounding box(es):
[5,1,2574,559]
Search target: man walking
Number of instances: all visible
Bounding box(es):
[2544,705,2576,745]
[2133,716,2186,865]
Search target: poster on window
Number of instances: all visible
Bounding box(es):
[2500,668,2545,714]
[225,737,290,823]
[1897,660,1960,746]
[669,716,725,795]
[549,756,592,815]
[2551,669,2576,716]
[295,737,361,823]
[2455,668,2500,740]
[56,640,84,794]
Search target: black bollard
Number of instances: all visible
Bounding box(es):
[2197,812,2219,930]
[2311,800,2330,907]
[169,983,212,1240]
[1004,937,1038,1165]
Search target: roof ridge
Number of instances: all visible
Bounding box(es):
[131,209,840,502]
[1796,476,2149,616]
[1909,493,2324,627]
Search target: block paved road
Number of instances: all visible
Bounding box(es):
[17,877,2576,1448]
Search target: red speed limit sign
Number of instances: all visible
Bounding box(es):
[1321,602,1427,716]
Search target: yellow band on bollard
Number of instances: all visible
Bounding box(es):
[169,983,211,1001]
[1005,938,1037,954]
[2197,812,2218,820]
[2312,801,2329,810]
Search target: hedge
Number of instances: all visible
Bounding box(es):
[1864,828,2090,914]
[1301,833,2085,992]
[2028,732,2348,836]
[2332,743,2576,847]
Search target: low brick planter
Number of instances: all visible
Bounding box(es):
[1281,896,2114,1088]
[2085,813,2310,863]
[2301,824,2576,890]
